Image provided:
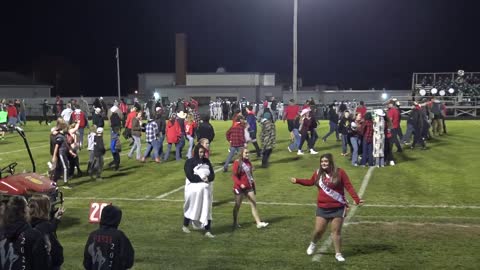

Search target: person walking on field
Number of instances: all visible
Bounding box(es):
[290,153,363,262]
[232,148,269,229]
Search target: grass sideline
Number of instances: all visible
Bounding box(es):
[1,119,479,269]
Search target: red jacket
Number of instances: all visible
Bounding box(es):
[232,159,254,192]
[166,120,181,144]
[387,107,400,129]
[125,111,136,129]
[295,168,361,208]
[284,105,300,120]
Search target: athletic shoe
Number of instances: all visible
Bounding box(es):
[335,253,346,262]
[306,242,316,255]
[182,226,191,233]
[310,149,318,155]
[204,232,215,238]
[256,222,269,229]
[297,150,304,155]
[390,160,395,166]
[287,146,292,152]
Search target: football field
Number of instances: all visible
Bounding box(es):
[1,119,479,269]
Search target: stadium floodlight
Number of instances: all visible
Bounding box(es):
[439,90,446,96]
[153,92,160,100]
[134,90,138,94]
[431,88,438,95]
[381,93,388,100]
[448,88,455,94]
[419,89,426,96]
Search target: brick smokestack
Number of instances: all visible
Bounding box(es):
[175,33,187,85]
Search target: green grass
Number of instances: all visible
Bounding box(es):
[1,119,479,269]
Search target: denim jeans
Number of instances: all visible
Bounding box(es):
[144,139,160,159]
[164,142,182,161]
[288,129,301,151]
[361,139,374,166]
[224,146,242,170]
[323,121,339,141]
[402,123,414,143]
[350,136,360,165]
[186,134,195,159]
[341,134,348,154]
[128,135,141,160]
[157,135,165,157]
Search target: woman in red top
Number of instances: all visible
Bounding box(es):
[232,148,268,229]
[185,113,197,159]
[291,153,363,262]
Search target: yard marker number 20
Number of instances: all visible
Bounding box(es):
[89,202,112,223]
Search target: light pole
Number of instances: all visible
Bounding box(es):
[115,47,121,100]
[293,0,298,103]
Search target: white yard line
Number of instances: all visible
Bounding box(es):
[154,166,225,199]
[0,143,49,155]
[363,204,480,209]
[64,196,480,210]
[356,215,480,220]
[347,220,480,229]
[312,166,375,262]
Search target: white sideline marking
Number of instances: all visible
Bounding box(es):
[0,144,49,155]
[348,221,480,229]
[154,166,225,199]
[312,166,375,262]
[356,215,480,220]
[364,204,480,209]
[64,196,480,210]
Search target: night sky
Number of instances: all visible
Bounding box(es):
[1,0,479,96]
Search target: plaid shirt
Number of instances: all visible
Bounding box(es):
[226,123,245,147]
[363,120,374,144]
[192,110,201,124]
[145,121,159,142]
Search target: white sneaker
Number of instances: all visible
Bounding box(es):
[256,222,269,229]
[306,242,316,255]
[182,226,191,233]
[335,253,346,262]
[204,231,215,238]
[297,150,304,155]
[310,149,318,155]
[390,160,395,166]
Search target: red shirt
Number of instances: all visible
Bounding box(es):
[232,159,254,192]
[72,110,86,128]
[7,105,17,117]
[125,111,137,129]
[184,121,197,136]
[295,168,361,208]
[355,106,367,118]
[387,107,400,129]
[120,102,129,114]
[284,105,300,120]
[226,122,245,147]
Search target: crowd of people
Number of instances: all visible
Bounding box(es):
[0,92,451,267]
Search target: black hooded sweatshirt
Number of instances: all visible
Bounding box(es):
[83,205,134,270]
[0,221,50,270]
[30,217,64,268]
